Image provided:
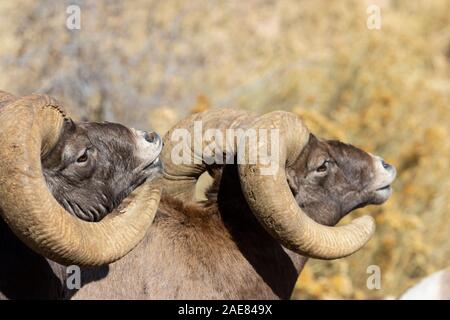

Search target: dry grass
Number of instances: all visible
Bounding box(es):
[0,0,448,299]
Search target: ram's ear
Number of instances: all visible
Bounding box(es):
[41,118,76,167]
[65,118,76,131]
[286,168,299,196]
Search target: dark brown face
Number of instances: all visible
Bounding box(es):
[42,120,162,222]
[286,134,396,226]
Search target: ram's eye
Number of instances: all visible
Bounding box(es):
[316,160,329,173]
[76,151,88,163]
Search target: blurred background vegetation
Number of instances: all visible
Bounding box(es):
[0,0,448,299]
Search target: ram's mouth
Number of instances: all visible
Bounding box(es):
[376,185,391,192]
[371,184,393,204]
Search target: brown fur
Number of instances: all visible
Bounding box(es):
[72,184,305,299]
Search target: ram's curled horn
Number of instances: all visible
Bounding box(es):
[238,111,376,260]
[0,93,161,266]
[161,109,255,201]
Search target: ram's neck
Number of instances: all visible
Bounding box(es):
[208,164,308,296]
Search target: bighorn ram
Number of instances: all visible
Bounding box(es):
[0,92,396,299]
[0,91,162,299]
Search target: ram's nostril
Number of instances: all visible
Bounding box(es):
[381,159,391,170]
[144,131,159,144]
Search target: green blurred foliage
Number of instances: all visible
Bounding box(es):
[0,0,448,299]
